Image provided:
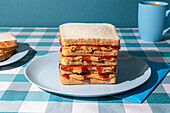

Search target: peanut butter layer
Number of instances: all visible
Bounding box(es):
[61,60,118,66]
[63,73,116,81]
[60,67,116,81]
[63,46,118,52]
[61,48,119,56]
[60,66,117,75]
[61,56,118,66]
[60,75,116,84]
[62,73,116,81]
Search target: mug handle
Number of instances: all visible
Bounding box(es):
[162,9,170,36]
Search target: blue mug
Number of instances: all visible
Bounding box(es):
[138,1,170,42]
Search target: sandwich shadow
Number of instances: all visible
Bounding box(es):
[0,43,37,70]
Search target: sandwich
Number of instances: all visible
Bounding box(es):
[58,23,120,84]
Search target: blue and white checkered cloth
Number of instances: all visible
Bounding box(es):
[0,27,170,113]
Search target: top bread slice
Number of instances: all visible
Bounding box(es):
[0,32,17,49]
[59,23,120,46]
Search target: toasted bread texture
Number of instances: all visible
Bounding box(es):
[59,23,120,46]
[0,32,17,48]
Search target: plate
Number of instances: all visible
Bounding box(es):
[25,52,151,97]
[0,43,29,66]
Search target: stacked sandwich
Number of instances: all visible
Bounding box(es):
[0,32,17,61]
[59,23,120,84]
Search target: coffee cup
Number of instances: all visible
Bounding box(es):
[138,1,170,42]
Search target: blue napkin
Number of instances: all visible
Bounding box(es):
[113,60,170,103]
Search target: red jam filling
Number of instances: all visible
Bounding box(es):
[96,66,103,76]
[102,74,110,80]
[62,74,70,79]
[60,64,116,80]
[82,75,87,80]
[60,47,62,52]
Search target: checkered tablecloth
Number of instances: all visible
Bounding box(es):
[0,27,169,113]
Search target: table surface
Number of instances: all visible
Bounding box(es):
[0,27,169,113]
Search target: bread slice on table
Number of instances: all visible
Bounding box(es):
[59,23,120,46]
[0,32,17,49]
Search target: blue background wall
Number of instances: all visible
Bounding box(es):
[0,0,170,27]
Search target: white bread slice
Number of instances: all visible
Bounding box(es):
[0,32,17,48]
[59,23,120,46]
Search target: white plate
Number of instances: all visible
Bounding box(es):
[0,43,29,66]
[25,52,151,97]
